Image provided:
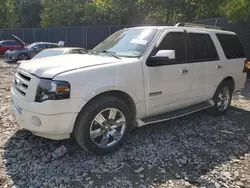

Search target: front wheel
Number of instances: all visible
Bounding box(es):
[210,82,233,115]
[73,96,132,155]
[18,53,29,60]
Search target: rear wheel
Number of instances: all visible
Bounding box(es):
[18,53,29,60]
[210,81,233,115]
[73,96,132,155]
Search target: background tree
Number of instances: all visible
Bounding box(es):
[0,0,250,28]
[220,0,250,21]
[0,0,16,28]
[40,0,86,27]
[14,0,41,28]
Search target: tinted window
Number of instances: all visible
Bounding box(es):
[1,41,19,46]
[9,41,19,45]
[187,33,219,61]
[216,33,245,59]
[46,44,58,48]
[79,49,88,54]
[71,49,87,54]
[71,49,80,54]
[158,32,186,62]
[33,44,45,49]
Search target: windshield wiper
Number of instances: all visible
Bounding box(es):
[102,50,121,60]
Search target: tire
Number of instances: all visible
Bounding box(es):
[73,96,133,155]
[209,81,233,115]
[17,53,29,60]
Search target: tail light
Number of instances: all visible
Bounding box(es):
[243,59,248,73]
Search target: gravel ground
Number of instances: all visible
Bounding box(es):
[1,60,250,188]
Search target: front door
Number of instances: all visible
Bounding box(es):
[144,29,193,116]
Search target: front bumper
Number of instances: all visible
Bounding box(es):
[4,52,17,62]
[11,87,86,140]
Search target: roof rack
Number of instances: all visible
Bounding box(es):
[175,22,223,30]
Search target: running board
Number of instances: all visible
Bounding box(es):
[138,101,214,126]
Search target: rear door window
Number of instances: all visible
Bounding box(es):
[1,41,19,46]
[79,49,88,54]
[216,33,245,59]
[187,33,219,62]
[9,41,19,45]
[46,44,59,48]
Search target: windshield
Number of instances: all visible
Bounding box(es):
[91,28,159,58]
[33,49,66,59]
[26,43,38,50]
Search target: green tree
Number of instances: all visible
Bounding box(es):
[1,0,248,29]
[220,0,250,21]
[14,0,41,28]
[0,0,17,28]
[40,0,86,27]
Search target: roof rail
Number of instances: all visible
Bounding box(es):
[175,22,223,30]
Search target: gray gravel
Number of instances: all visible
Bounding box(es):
[1,60,250,188]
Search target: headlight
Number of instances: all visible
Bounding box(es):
[35,79,70,102]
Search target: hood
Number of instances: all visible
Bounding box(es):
[18,54,121,78]
[12,35,26,48]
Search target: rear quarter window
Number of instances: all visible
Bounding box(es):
[216,33,245,59]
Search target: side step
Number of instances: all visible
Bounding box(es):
[140,101,214,125]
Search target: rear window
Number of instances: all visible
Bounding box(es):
[0,41,19,46]
[187,33,219,62]
[216,33,245,59]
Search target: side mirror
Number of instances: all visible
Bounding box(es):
[146,50,176,67]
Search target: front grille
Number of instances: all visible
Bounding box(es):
[13,69,31,97]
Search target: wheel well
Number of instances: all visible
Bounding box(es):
[83,90,137,119]
[221,77,235,92]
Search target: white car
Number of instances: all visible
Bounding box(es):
[32,47,88,59]
[11,23,247,155]
[17,47,88,64]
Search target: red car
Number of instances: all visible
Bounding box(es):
[0,39,24,55]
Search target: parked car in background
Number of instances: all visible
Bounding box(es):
[4,35,59,62]
[32,47,88,59]
[0,39,26,55]
[17,48,89,64]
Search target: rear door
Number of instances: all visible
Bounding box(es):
[185,30,220,102]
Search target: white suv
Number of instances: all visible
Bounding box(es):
[11,23,248,155]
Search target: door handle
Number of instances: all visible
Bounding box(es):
[181,69,188,74]
[216,65,222,69]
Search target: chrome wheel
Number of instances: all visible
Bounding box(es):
[90,108,126,148]
[217,86,231,111]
